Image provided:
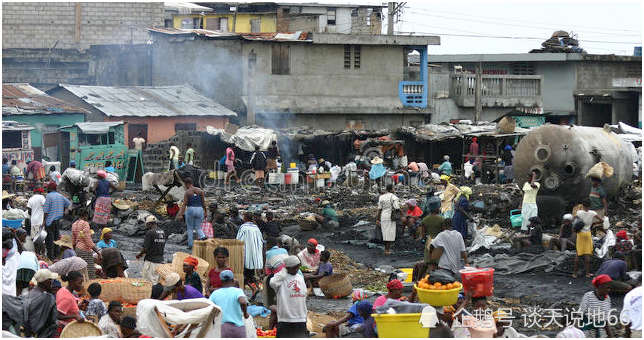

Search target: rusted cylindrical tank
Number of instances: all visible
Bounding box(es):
[514,125,633,203]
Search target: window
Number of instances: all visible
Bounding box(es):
[220,17,229,32]
[193,18,203,29]
[164,19,173,28]
[351,8,358,17]
[512,63,535,75]
[343,45,361,69]
[327,8,336,25]
[78,133,115,146]
[180,19,191,29]
[272,43,290,75]
[344,45,351,69]
[206,17,220,30]
[2,131,22,149]
[353,45,361,69]
[250,19,261,33]
[366,8,373,26]
[175,123,196,132]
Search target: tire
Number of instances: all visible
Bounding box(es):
[363,147,383,163]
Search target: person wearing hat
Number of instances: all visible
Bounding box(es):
[54,234,77,259]
[92,169,117,226]
[368,156,386,181]
[502,145,514,183]
[401,198,423,239]
[297,238,321,271]
[439,175,459,219]
[27,186,47,254]
[437,155,452,176]
[452,186,474,241]
[270,255,309,338]
[511,216,543,253]
[323,299,375,338]
[2,189,16,210]
[554,214,576,251]
[120,316,143,338]
[136,215,166,284]
[209,269,249,338]
[183,256,203,294]
[71,208,101,279]
[43,181,71,259]
[578,274,615,337]
[373,279,405,310]
[97,227,118,249]
[236,211,264,299]
[22,269,60,337]
[161,272,205,300]
[314,200,339,229]
[596,252,632,293]
[519,171,540,231]
[377,184,400,255]
[100,247,128,278]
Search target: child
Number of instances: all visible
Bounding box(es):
[262,211,281,239]
[205,247,232,295]
[304,250,333,288]
[85,283,107,318]
[49,166,61,185]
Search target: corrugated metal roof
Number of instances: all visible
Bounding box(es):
[147,28,239,38]
[2,83,89,115]
[242,31,311,42]
[58,84,237,118]
[2,120,34,131]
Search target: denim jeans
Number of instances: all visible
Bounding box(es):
[186,206,205,247]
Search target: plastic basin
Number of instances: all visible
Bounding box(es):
[400,268,413,283]
[459,267,495,297]
[372,313,429,338]
[414,284,461,307]
[2,219,23,229]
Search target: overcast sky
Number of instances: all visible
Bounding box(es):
[321,0,642,55]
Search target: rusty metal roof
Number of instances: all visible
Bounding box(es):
[148,28,311,41]
[2,83,89,116]
[58,84,237,118]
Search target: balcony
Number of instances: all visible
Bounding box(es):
[399,81,427,107]
[451,74,543,107]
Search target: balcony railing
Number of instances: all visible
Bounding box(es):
[451,74,543,107]
[399,81,427,107]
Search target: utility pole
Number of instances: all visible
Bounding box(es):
[232,3,238,33]
[475,60,482,123]
[247,49,256,125]
[387,2,394,35]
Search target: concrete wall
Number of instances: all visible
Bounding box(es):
[103,116,228,145]
[257,113,429,130]
[537,62,576,113]
[2,2,164,50]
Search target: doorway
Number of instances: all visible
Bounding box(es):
[128,124,148,149]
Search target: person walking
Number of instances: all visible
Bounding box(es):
[250,145,267,189]
[519,171,540,231]
[589,176,608,222]
[236,211,264,300]
[439,175,460,219]
[136,216,166,284]
[92,170,117,226]
[224,146,241,185]
[71,208,101,279]
[169,142,180,170]
[27,186,46,255]
[502,145,514,183]
[176,177,206,248]
[209,270,250,338]
[267,140,280,171]
[185,142,195,166]
[452,187,474,241]
[42,182,71,260]
[377,184,400,255]
[270,255,309,338]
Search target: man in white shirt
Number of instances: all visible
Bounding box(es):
[519,171,540,231]
[169,143,180,170]
[3,228,20,296]
[270,255,308,338]
[429,220,468,275]
[27,186,47,255]
[132,132,145,151]
[623,284,642,338]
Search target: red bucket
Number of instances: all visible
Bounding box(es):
[284,173,292,184]
[459,267,494,297]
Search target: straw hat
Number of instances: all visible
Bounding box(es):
[112,200,131,210]
[53,234,73,249]
[370,156,384,165]
[2,190,15,199]
[321,200,331,206]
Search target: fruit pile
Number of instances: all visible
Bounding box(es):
[417,275,462,291]
[256,328,277,337]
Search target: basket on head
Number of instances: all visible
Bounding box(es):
[317,272,353,299]
[298,218,318,231]
[83,278,152,305]
[60,320,103,338]
[155,263,175,286]
[172,252,209,280]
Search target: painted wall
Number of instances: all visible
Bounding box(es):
[103,116,229,144]
[1,114,85,148]
[173,13,276,33]
[536,62,576,113]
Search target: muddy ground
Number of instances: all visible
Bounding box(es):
[54,181,640,337]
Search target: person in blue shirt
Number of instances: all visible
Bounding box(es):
[323,299,374,337]
[2,158,10,175]
[96,228,118,249]
[438,155,452,176]
[209,270,249,338]
[304,250,332,288]
[104,161,115,173]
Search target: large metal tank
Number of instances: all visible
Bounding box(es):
[514,125,633,203]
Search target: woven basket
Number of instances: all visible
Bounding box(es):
[122,305,137,319]
[155,263,175,286]
[317,272,353,299]
[60,320,103,338]
[254,315,272,330]
[83,278,152,305]
[298,218,318,231]
[192,240,209,262]
[172,252,210,281]
[497,116,516,133]
[202,239,245,285]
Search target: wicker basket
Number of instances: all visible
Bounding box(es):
[60,320,103,338]
[83,278,152,305]
[254,315,272,330]
[497,116,516,133]
[172,252,210,281]
[122,305,137,319]
[298,218,318,231]
[202,239,245,285]
[155,263,175,286]
[317,272,353,299]
[192,240,209,262]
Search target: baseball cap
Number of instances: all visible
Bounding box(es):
[284,255,300,268]
[33,269,60,283]
[164,272,180,291]
[145,215,158,224]
[219,269,234,282]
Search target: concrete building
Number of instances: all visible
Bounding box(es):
[2,83,89,161]
[417,53,642,127]
[274,3,384,35]
[2,2,165,90]
[48,84,237,145]
[148,28,439,130]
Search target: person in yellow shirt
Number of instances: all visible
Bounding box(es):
[439,175,460,219]
[519,171,540,231]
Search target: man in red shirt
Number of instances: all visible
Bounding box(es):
[402,199,423,240]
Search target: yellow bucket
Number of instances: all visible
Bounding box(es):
[290,162,296,168]
[373,313,429,338]
[415,284,461,307]
[400,268,413,283]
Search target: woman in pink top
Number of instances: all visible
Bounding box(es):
[372,279,404,310]
[71,208,101,279]
[56,270,86,333]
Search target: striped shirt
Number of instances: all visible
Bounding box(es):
[579,290,612,337]
[72,219,95,252]
[43,191,71,227]
[265,246,289,275]
[236,222,264,270]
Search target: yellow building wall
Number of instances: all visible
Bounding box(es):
[173,14,276,33]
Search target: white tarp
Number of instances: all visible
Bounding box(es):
[74,121,124,134]
[136,298,222,338]
[207,126,277,152]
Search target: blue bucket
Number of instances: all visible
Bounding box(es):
[2,219,23,229]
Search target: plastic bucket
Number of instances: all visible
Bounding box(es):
[289,163,296,169]
[459,267,494,297]
[414,284,461,307]
[2,219,23,229]
[400,268,413,283]
[509,210,522,228]
[373,313,429,338]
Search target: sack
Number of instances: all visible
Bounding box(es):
[585,162,614,179]
[427,268,456,284]
[390,196,402,222]
[202,221,214,239]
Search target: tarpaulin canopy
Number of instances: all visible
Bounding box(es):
[207,125,277,152]
[60,121,124,134]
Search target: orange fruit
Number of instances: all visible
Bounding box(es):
[428,285,437,290]
[434,282,441,287]
[440,285,448,290]
[453,282,462,288]
[446,283,454,290]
